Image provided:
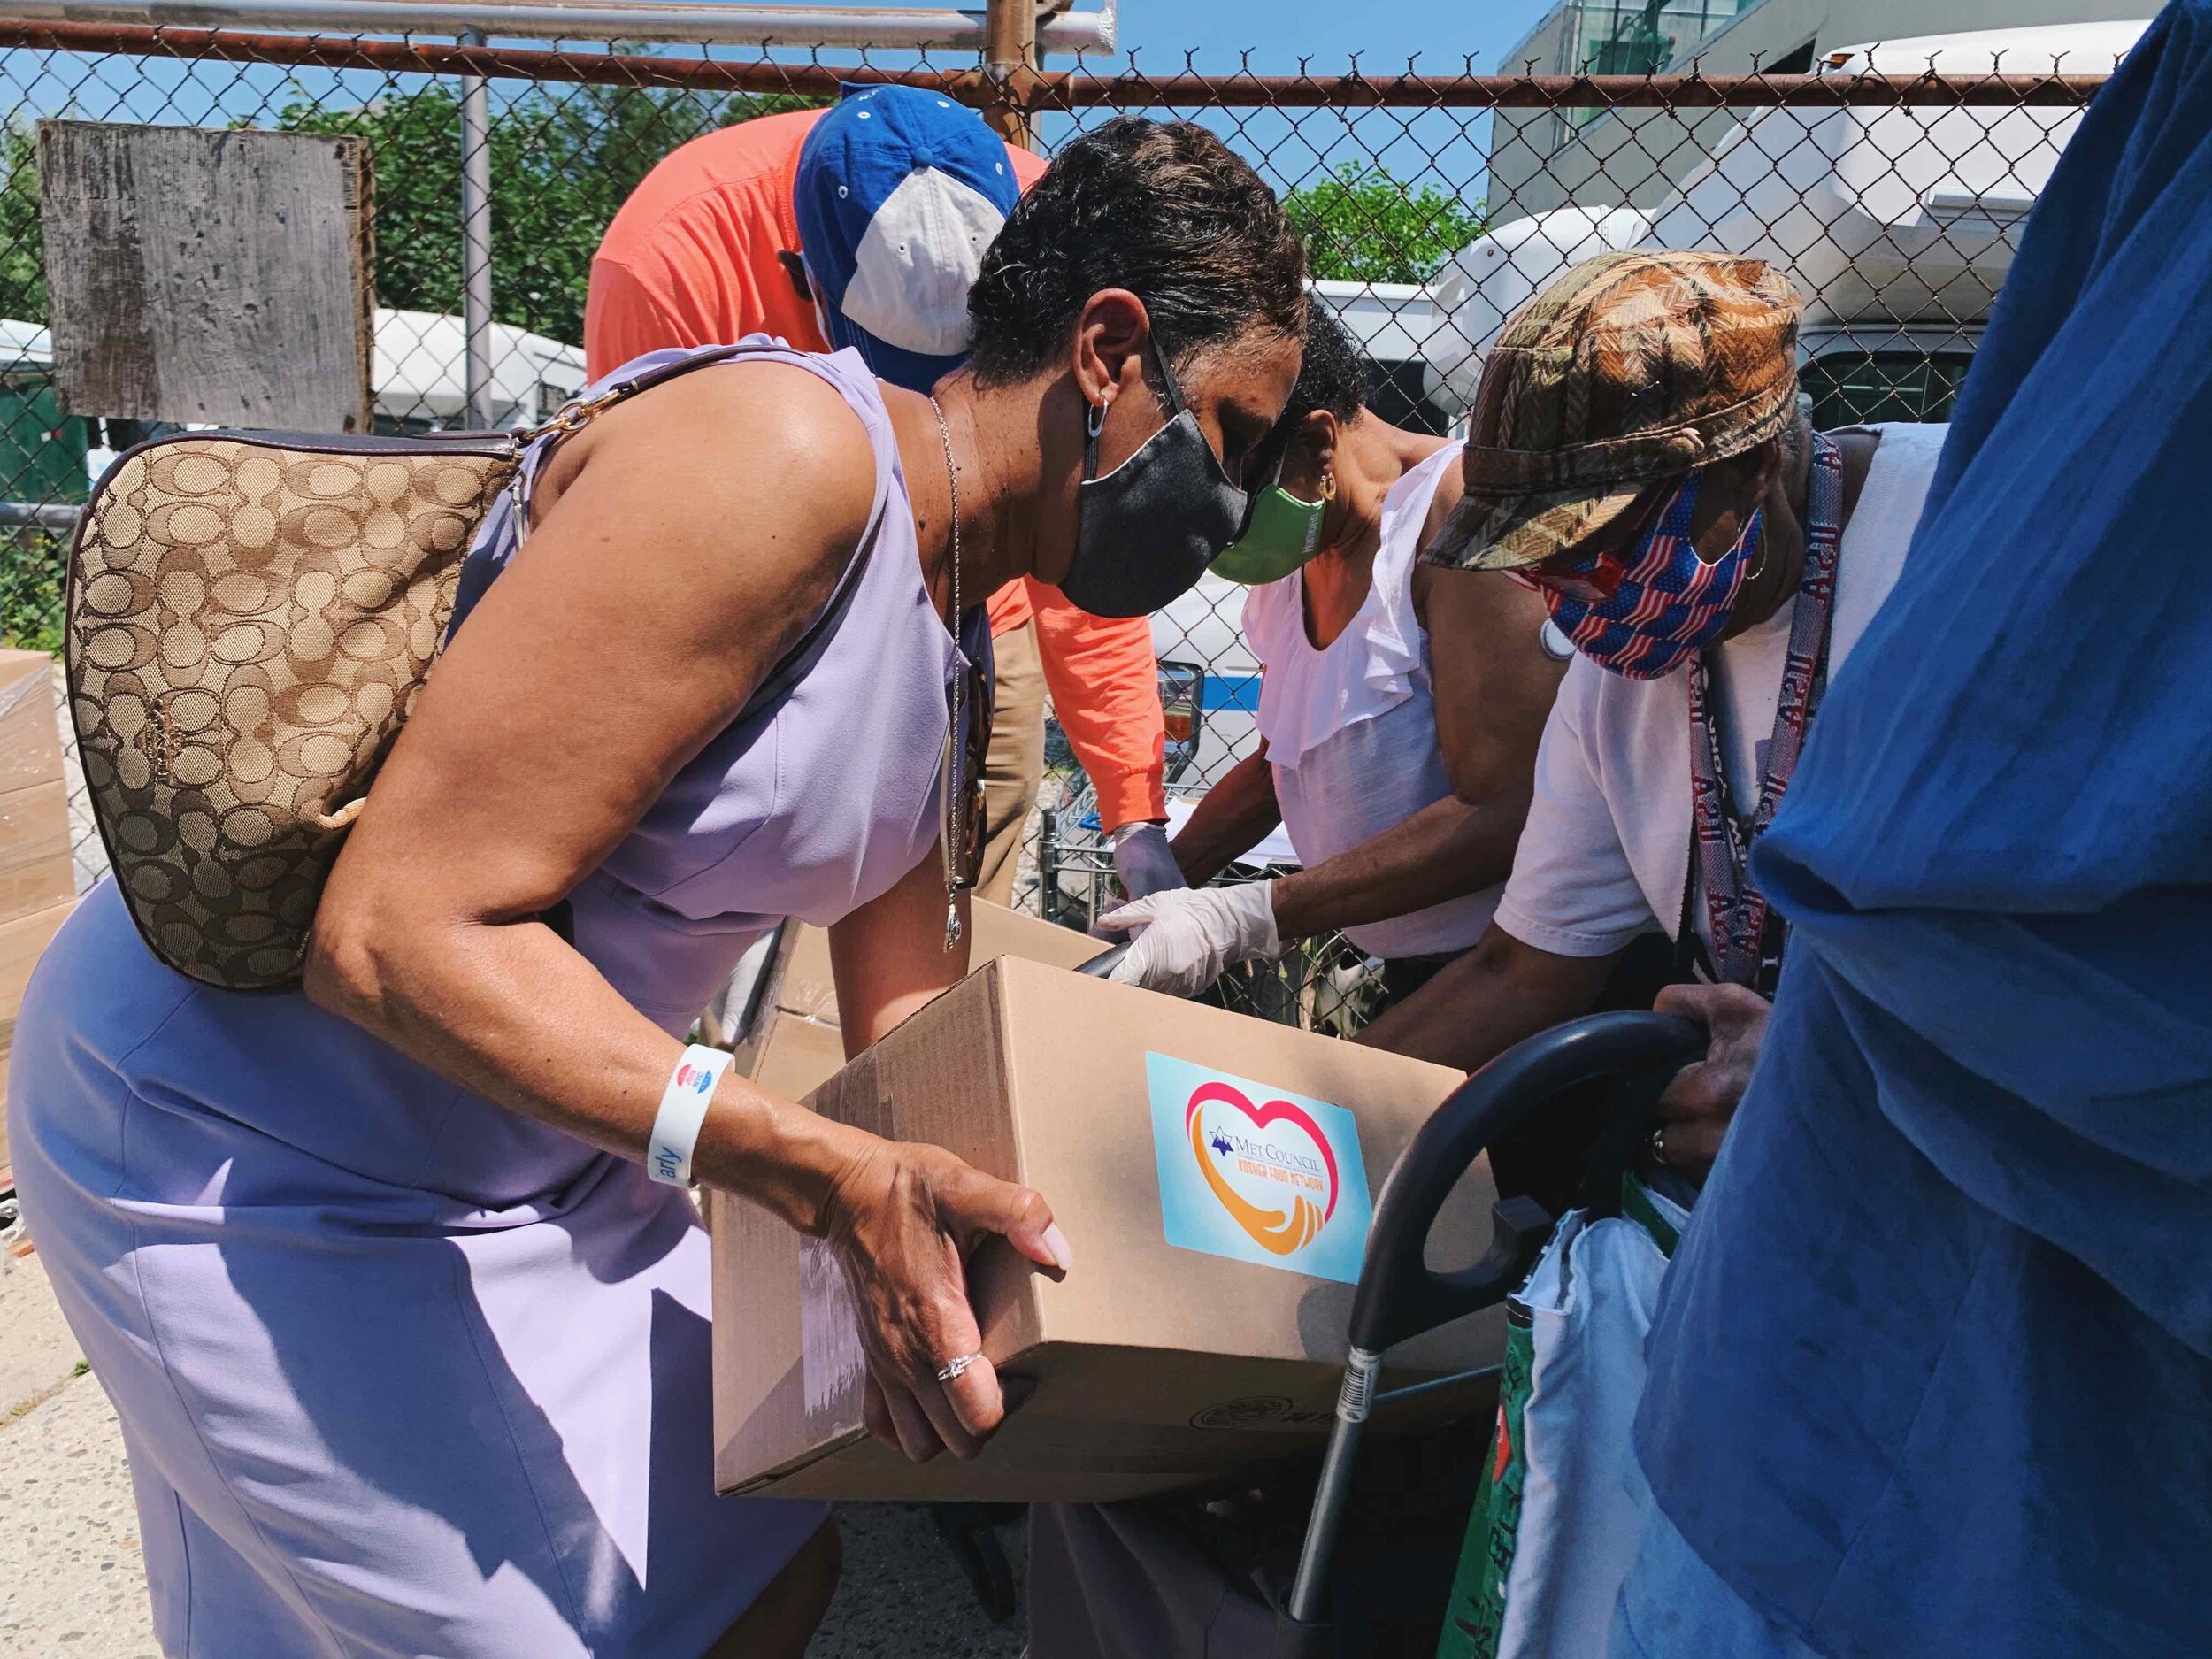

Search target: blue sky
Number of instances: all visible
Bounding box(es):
[1095,0,1557,76]
[1,1,1563,208]
[1021,0,1564,202]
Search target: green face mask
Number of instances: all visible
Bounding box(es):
[1208,484,1328,585]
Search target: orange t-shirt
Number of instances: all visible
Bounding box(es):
[586,113,1165,829]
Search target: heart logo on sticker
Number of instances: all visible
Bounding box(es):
[1185,1080,1341,1257]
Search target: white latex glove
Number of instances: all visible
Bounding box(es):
[1098,882,1280,999]
[1110,821,1186,903]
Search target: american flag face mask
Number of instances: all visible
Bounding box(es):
[1517,470,1759,681]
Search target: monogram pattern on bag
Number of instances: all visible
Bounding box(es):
[69,438,515,990]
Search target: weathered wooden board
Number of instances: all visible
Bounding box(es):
[39,121,373,433]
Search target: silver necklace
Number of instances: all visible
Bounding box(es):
[929,394,964,949]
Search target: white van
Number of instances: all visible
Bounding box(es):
[1434,20,2150,427]
[1648,20,2150,423]
[1429,204,1654,411]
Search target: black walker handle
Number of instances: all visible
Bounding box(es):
[1286,1010,1707,1629]
[1348,1010,1705,1356]
[1078,941,1130,979]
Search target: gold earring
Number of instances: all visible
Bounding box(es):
[1320,471,1338,501]
[1740,513,1770,582]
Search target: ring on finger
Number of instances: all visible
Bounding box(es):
[1647,1124,1669,1167]
[934,1352,983,1384]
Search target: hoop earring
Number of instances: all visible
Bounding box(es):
[1740,512,1771,583]
[1320,470,1338,501]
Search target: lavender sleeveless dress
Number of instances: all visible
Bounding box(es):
[7,341,967,1657]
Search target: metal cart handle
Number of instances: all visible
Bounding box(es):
[1348,1010,1706,1356]
[1078,942,1129,979]
[1287,1010,1706,1628]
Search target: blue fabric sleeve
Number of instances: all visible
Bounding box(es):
[1747,0,2212,1355]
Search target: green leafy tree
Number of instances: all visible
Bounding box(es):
[0,127,62,649]
[1284,165,1487,286]
[274,80,818,343]
[0,124,45,322]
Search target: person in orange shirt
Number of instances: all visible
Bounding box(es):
[587,88,1179,907]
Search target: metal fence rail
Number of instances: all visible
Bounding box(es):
[0,21,2112,1025]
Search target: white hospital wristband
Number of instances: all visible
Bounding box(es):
[648,1044,733,1187]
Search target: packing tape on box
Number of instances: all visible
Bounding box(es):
[799,1235,867,1432]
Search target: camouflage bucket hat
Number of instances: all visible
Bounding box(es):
[1425,250,1804,573]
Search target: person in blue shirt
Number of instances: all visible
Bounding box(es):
[1615,5,2212,1655]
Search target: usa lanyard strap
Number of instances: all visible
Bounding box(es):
[1686,431,1845,993]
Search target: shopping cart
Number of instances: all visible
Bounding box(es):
[1076,945,1703,1653]
[1035,657,1208,933]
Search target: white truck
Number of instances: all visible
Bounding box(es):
[1435,20,2151,421]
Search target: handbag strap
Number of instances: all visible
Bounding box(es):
[445,344,887,946]
[449,341,803,638]
[514,339,772,444]
[449,341,881,723]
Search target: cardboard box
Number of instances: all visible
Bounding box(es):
[734,900,1105,1102]
[763,915,841,1027]
[0,778,75,925]
[713,956,1499,1502]
[0,652,72,1172]
[766,900,1104,1031]
[0,649,64,798]
[712,902,1110,1277]
[0,897,74,1171]
[744,1011,848,1106]
[0,653,73,931]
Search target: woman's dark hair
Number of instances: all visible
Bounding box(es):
[1278,305,1372,427]
[966,118,1308,386]
[1246,305,1371,480]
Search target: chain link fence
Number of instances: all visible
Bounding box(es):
[0,21,2116,1028]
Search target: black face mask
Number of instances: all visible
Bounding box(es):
[1057,343,1255,619]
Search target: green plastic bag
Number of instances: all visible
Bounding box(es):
[1436,1177,1686,1659]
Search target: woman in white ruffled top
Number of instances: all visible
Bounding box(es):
[1103,310,1567,1009]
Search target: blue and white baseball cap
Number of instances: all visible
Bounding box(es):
[793,85,1021,392]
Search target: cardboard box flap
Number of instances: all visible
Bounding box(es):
[767,901,1103,1031]
[741,1010,845,1104]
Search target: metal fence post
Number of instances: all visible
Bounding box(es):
[981,0,1036,148]
[460,27,494,428]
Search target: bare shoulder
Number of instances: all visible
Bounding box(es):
[540,359,878,558]
[1409,441,1531,647]
[489,357,884,687]
[1417,559,1550,649]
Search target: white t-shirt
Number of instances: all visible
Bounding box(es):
[1493,422,1947,960]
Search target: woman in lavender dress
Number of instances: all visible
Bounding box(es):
[7,119,1304,1658]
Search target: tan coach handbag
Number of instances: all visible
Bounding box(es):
[70,426,518,991]
[65,342,867,994]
